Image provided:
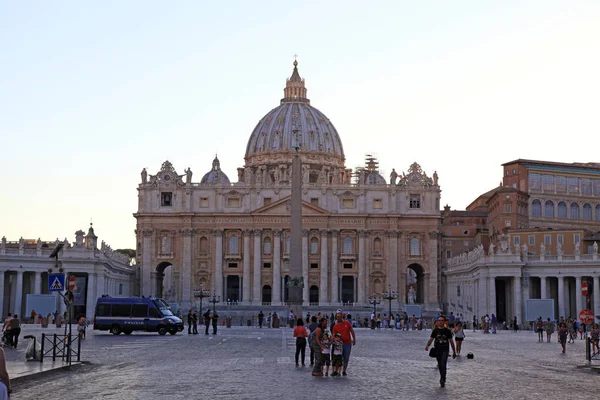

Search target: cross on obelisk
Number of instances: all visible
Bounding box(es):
[288,129,303,321]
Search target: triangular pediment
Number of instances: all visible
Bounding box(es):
[253,196,329,215]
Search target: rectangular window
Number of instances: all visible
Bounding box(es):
[343,263,353,269]
[310,263,319,269]
[555,176,566,192]
[446,250,452,259]
[262,262,271,269]
[111,304,131,317]
[310,240,319,255]
[513,236,520,246]
[542,175,554,191]
[96,304,111,317]
[131,304,148,318]
[311,198,319,206]
[229,263,238,269]
[263,197,271,206]
[373,199,383,209]
[200,197,209,208]
[227,198,240,207]
[505,220,511,227]
[568,177,579,193]
[581,178,592,195]
[544,235,551,245]
[594,179,600,195]
[529,235,535,246]
[161,192,173,207]
[557,234,564,245]
[574,234,580,244]
[342,199,355,209]
[529,173,541,190]
[409,195,420,209]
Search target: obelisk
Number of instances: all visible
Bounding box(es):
[288,130,303,320]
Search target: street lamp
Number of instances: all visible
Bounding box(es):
[209,290,221,313]
[382,285,398,328]
[368,292,382,320]
[193,284,211,313]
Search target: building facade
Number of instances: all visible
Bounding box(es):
[135,61,443,312]
[0,225,134,320]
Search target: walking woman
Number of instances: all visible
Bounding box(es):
[545,318,555,343]
[558,322,569,353]
[293,318,308,367]
[452,322,465,356]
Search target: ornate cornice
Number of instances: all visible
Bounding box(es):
[253,228,262,235]
[302,229,310,237]
[273,229,282,237]
[180,228,195,237]
[142,228,153,237]
[212,229,224,237]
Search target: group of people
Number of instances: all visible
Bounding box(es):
[187,309,219,335]
[534,316,600,354]
[292,309,356,377]
[1,314,21,348]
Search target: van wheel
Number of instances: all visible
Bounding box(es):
[111,326,121,335]
[124,330,132,335]
[169,330,177,335]
[158,327,167,336]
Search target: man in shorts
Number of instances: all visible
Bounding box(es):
[331,309,356,377]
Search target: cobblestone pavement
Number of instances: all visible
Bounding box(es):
[8,325,600,399]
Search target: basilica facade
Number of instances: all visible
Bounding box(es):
[135,61,442,312]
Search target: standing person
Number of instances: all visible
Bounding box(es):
[370,312,375,329]
[425,316,456,387]
[192,311,198,334]
[307,316,318,366]
[484,315,490,334]
[0,345,10,398]
[187,310,193,334]
[590,323,599,355]
[536,317,544,342]
[452,322,465,356]
[545,318,555,343]
[558,322,569,353]
[203,309,211,335]
[331,333,343,377]
[491,314,497,334]
[331,310,356,377]
[77,315,87,340]
[258,311,264,328]
[9,316,20,348]
[211,310,219,334]
[30,309,36,324]
[310,318,327,377]
[320,333,332,376]
[472,315,477,332]
[1,314,12,347]
[513,316,518,332]
[292,318,308,367]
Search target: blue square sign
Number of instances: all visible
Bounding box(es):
[48,274,65,292]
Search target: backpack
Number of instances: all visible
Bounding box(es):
[309,327,322,346]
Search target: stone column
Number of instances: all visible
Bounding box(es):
[181,228,194,310]
[575,276,582,317]
[387,230,399,293]
[397,231,405,304]
[272,230,282,305]
[253,229,262,303]
[0,273,4,318]
[558,276,565,318]
[242,230,251,304]
[34,272,42,294]
[86,273,97,319]
[319,230,329,305]
[213,229,224,300]
[488,275,496,317]
[330,230,339,305]
[428,231,439,307]
[478,276,487,318]
[141,229,153,297]
[594,275,600,321]
[302,230,309,304]
[358,230,367,304]
[14,271,23,317]
[513,275,522,328]
[540,276,547,299]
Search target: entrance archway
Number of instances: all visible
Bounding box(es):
[156,262,173,300]
[341,276,355,304]
[262,285,272,304]
[309,285,319,304]
[406,264,424,304]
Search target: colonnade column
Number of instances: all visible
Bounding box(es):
[540,276,547,299]
[575,276,583,317]
[86,273,97,319]
[302,230,309,305]
[319,230,329,305]
[513,275,522,328]
[14,271,23,317]
[488,275,496,317]
[272,230,282,305]
[34,272,42,294]
[358,230,367,304]
[181,228,193,310]
[478,277,486,318]
[330,230,339,305]
[213,229,224,300]
[253,229,262,304]
[242,230,251,304]
[558,277,565,318]
[594,276,600,321]
[141,229,153,297]
[388,230,398,293]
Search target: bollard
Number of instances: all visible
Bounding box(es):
[41,333,45,363]
[586,337,591,363]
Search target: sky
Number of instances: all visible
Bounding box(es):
[1,1,599,250]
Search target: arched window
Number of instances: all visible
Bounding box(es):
[263,237,272,255]
[228,235,239,253]
[161,236,171,254]
[310,237,319,255]
[558,202,567,218]
[583,203,592,220]
[262,285,272,303]
[343,237,353,254]
[410,237,420,256]
[531,200,542,217]
[570,202,580,219]
[373,237,382,256]
[199,236,208,254]
[596,204,600,221]
[544,200,554,218]
[309,285,319,304]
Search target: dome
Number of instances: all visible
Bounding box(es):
[365,171,386,185]
[201,156,230,184]
[244,61,345,168]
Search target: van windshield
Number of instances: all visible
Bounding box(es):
[160,308,174,316]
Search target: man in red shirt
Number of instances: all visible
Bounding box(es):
[331,309,356,376]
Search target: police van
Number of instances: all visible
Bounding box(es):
[93,297,184,335]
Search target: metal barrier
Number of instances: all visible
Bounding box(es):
[40,333,82,365]
[586,337,600,364]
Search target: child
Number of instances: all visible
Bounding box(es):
[331,333,343,377]
[591,323,600,355]
[320,332,332,376]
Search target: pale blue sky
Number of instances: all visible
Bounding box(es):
[1,1,599,249]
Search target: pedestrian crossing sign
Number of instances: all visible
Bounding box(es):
[48,274,65,292]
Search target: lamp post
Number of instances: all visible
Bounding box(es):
[193,284,210,313]
[382,285,398,328]
[209,290,221,313]
[368,293,381,328]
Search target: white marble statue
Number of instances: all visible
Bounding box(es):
[408,286,416,304]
